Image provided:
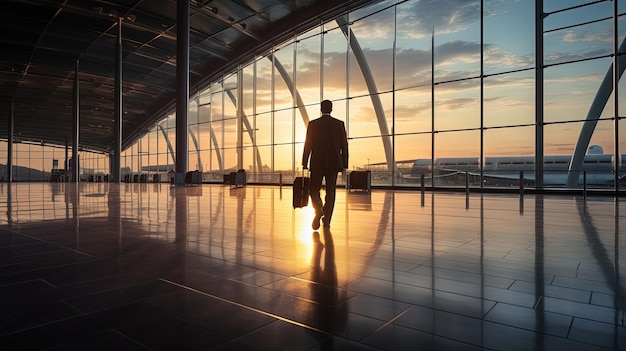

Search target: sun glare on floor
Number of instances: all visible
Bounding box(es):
[293,202,317,265]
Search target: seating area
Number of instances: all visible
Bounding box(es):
[0,183,624,350]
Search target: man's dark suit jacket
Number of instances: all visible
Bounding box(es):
[302,114,348,171]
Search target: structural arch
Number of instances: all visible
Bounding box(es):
[337,16,394,173]
[567,37,626,187]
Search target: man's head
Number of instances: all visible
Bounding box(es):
[321,99,333,114]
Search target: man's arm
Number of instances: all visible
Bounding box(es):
[340,122,348,169]
[302,125,312,169]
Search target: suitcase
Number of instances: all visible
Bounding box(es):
[292,175,310,208]
[230,169,246,188]
[348,170,371,192]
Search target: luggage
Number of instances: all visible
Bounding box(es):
[185,170,201,186]
[348,170,371,192]
[230,169,246,188]
[293,174,310,208]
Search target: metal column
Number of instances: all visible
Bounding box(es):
[175,0,189,185]
[237,68,244,171]
[72,60,80,183]
[535,0,544,190]
[613,0,620,191]
[7,102,13,182]
[65,141,68,181]
[113,17,123,183]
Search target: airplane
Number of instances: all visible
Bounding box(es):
[402,145,626,187]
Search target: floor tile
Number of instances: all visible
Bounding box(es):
[235,320,329,351]
[0,183,624,350]
[568,317,626,348]
[0,316,149,351]
[65,279,183,314]
[0,280,81,335]
[484,302,572,337]
[90,302,228,350]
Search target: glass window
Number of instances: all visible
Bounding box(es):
[296,29,321,107]
[348,94,391,140]
[349,6,395,94]
[484,125,535,186]
[273,42,294,111]
[242,63,255,118]
[257,145,273,176]
[544,1,612,33]
[350,137,387,174]
[322,26,347,102]
[544,19,612,66]
[484,0,534,74]
[484,71,534,128]
[396,0,432,91]
[544,57,611,123]
[107,0,626,191]
[189,125,200,171]
[432,0,480,83]
[274,144,292,172]
[395,133,432,186]
[256,112,272,148]
[395,86,432,134]
[434,79,481,131]
[256,57,272,114]
[274,109,293,146]
[434,130,480,187]
[166,127,176,162]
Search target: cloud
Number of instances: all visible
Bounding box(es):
[237,38,535,110]
[544,49,611,65]
[544,28,613,64]
[562,29,612,43]
[398,0,482,38]
[349,4,396,39]
[440,97,477,110]
[544,74,601,84]
[394,103,432,120]
[484,45,534,68]
[435,40,481,64]
[228,1,532,108]
[349,0,514,40]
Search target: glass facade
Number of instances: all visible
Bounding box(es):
[3,0,626,190]
[0,140,108,182]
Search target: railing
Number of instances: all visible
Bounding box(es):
[200,169,623,192]
[30,169,623,193]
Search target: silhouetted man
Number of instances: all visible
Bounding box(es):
[302,100,348,230]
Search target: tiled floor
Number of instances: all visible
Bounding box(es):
[0,182,624,350]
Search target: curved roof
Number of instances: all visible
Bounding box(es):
[0,0,375,153]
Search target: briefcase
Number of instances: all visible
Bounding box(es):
[293,174,310,208]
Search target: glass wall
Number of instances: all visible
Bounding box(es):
[8,0,624,191]
[0,139,108,182]
[117,0,625,191]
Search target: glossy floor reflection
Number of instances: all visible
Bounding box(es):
[0,182,625,350]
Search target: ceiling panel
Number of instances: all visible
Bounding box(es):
[0,0,376,154]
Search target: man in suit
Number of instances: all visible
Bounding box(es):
[302,100,349,230]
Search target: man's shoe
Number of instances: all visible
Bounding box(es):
[312,213,323,230]
[322,217,330,228]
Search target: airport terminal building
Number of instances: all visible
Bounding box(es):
[2,0,626,191]
[0,1,625,350]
